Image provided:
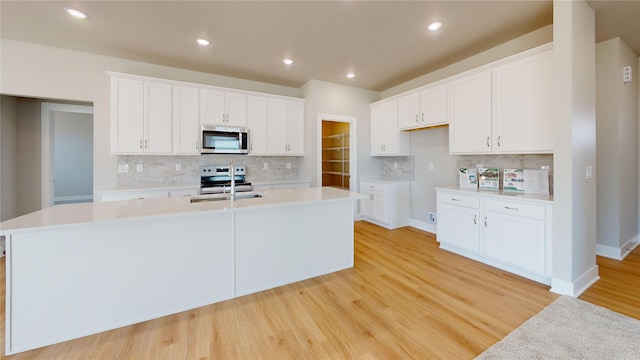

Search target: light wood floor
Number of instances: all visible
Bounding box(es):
[0,221,636,359]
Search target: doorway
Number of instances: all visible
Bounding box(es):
[41,102,94,207]
[317,114,357,191]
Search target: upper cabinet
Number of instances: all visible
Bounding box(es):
[370,99,409,156]
[267,98,304,156]
[200,89,247,127]
[448,70,493,154]
[247,95,268,155]
[398,84,447,130]
[110,77,172,154]
[492,50,553,153]
[109,72,304,156]
[172,85,200,155]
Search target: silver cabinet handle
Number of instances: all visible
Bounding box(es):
[195,140,198,151]
[484,216,488,227]
[144,139,148,149]
[497,136,501,147]
[473,214,477,224]
[451,198,462,202]
[505,206,519,211]
[139,139,143,149]
[415,114,419,123]
[421,113,425,122]
[486,137,490,147]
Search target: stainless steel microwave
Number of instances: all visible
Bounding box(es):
[200,125,249,154]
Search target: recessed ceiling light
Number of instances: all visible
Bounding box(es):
[64,7,88,19]
[427,22,443,31]
[346,73,356,79]
[196,38,211,46]
[283,58,294,65]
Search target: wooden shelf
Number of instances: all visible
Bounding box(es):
[322,132,350,190]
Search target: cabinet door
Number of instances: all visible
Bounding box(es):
[173,85,199,154]
[370,100,399,155]
[371,192,388,223]
[359,191,374,218]
[111,77,144,153]
[267,98,288,154]
[420,84,447,126]
[437,203,480,252]
[493,51,553,153]
[226,92,247,127]
[144,82,173,154]
[448,70,493,154]
[199,88,226,126]
[286,101,304,155]
[398,92,420,130]
[482,210,546,274]
[247,95,268,155]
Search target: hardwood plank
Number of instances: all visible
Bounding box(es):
[14,221,638,359]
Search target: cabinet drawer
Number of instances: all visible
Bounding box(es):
[437,192,479,208]
[484,199,545,219]
[360,181,387,193]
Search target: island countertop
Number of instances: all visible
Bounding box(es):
[0,187,366,234]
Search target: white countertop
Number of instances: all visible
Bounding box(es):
[360,178,411,184]
[0,187,365,234]
[100,179,312,193]
[435,186,554,204]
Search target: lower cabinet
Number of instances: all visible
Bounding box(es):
[436,188,552,284]
[359,180,410,229]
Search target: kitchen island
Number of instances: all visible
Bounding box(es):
[0,187,365,355]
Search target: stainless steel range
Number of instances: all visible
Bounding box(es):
[199,164,253,195]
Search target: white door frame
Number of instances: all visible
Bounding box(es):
[316,113,357,191]
[41,102,94,208]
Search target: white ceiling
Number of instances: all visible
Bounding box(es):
[1,1,638,92]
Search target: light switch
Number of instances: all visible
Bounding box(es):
[428,163,434,171]
[623,66,632,83]
[118,163,129,173]
[136,164,143,173]
[263,162,269,170]
[175,163,182,172]
[286,162,291,169]
[585,165,593,179]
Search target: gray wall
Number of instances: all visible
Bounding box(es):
[595,38,639,257]
[53,111,94,199]
[1,95,18,221]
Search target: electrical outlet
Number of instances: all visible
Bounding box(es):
[428,163,434,171]
[541,165,550,171]
[136,164,143,172]
[586,165,593,179]
[394,162,398,169]
[428,212,437,224]
[118,163,129,173]
[286,162,291,169]
[263,162,269,170]
[175,163,182,172]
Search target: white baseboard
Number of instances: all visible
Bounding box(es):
[409,218,436,234]
[596,234,640,260]
[551,265,600,297]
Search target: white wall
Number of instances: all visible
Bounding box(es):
[299,79,380,187]
[53,111,94,199]
[551,0,598,296]
[1,95,18,221]
[16,98,42,216]
[0,39,301,200]
[595,38,639,259]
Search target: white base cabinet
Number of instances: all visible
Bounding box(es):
[436,187,552,285]
[359,179,410,229]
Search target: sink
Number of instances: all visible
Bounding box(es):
[190,192,263,203]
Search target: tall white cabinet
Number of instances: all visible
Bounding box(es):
[267,98,304,156]
[110,77,172,154]
[172,85,200,155]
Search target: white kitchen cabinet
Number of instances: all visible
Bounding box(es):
[370,99,409,156]
[110,77,173,154]
[247,95,268,155]
[436,192,480,252]
[359,180,410,229]
[435,187,552,284]
[482,199,547,274]
[200,88,247,127]
[398,84,447,130]
[447,69,493,154]
[492,50,553,153]
[172,85,200,154]
[267,98,304,156]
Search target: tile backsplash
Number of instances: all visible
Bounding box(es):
[116,155,300,186]
[380,156,415,181]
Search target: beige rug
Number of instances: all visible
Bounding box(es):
[476,296,640,359]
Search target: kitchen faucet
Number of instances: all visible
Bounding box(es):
[229,160,236,201]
